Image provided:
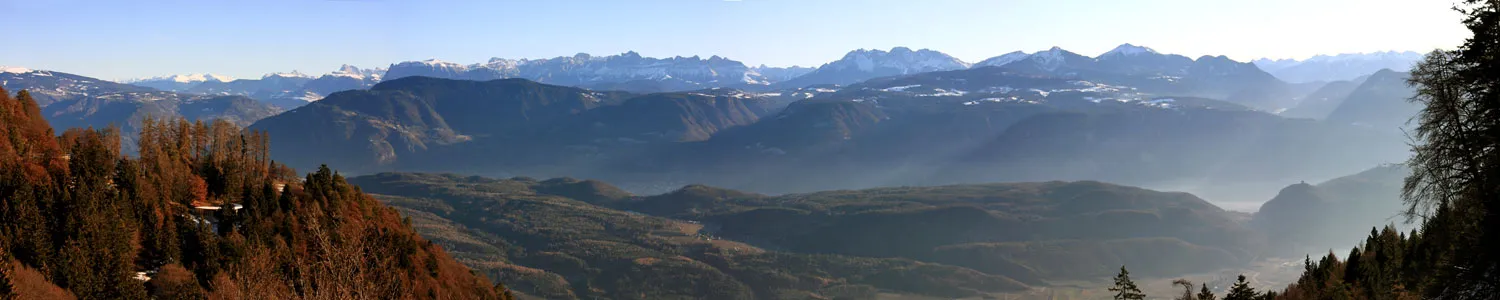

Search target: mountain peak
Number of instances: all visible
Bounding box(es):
[1,66,35,74]
[829,47,967,71]
[325,65,384,80]
[386,52,763,87]
[1367,68,1406,79]
[974,51,1031,68]
[1033,47,1076,60]
[196,73,234,82]
[398,59,463,69]
[263,70,312,79]
[843,48,882,57]
[129,73,235,83]
[1195,55,1234,62]
[1101,43,1158,57]
[1304,51,1425,63]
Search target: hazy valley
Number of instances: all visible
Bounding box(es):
[1,39,1438,299]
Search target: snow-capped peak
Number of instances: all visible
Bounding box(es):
[829,47,970,73]
[126,73,235,83]
[1256,51,1425,65]
[975,51,1031,67]
[1033,47,1069,61]
[481,57,521,70]
[204,74,234,82]
[1,66,35,74]
[412,59,466,67]
[324,65,378,80]
[337,64,364,74]
[1302,51,1424,63]
[1024,47,1088,71]
[390,59,467,71]
[262,71,313,79]
[1100,43,1158,57]
[174,74,233,83]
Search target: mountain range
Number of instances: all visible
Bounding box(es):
[381,52,770,93]
[109,45,1423,114]
[245,65,1409,196]
[1,68,281,148]
[3,44,1422,191]
[774,47,972,88]
[2,43,1433,299]
[125,73,236,91]
[969,44,1296,111]
[129,65,385,109]
[1253,51,1424,83]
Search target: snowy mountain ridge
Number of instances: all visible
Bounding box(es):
[383,51,769,88]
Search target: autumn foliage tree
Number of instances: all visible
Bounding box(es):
[0,87,512,299]
[2,242,13,300]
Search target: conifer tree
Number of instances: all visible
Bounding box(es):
[1401,0,1500,296]
[1197,283,1216,300]
[1109,265,1146,300]
[1223,275,1257,300]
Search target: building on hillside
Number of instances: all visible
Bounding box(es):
[188,204,243,234]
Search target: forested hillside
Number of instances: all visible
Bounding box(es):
[1113,2,1500,299]
[1269,2,1500,298]
[351,173,1031,299]
[347,172,1285,299]
[0,87,510,299]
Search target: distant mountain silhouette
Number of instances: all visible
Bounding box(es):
[250,68,1409,195]
[1281,80,1362,119]
[249,76,632,171]
[1254,51,1422,83]
[384,52,772,92]
[973,44,1292,111]
[1251,164,1408,253]
[2,68,281,148]
[776,47,970,88]
[1325,69,1420,132]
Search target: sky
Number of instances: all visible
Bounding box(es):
[0,0,1471,81]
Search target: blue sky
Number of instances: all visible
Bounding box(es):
[1,0,1469,81]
